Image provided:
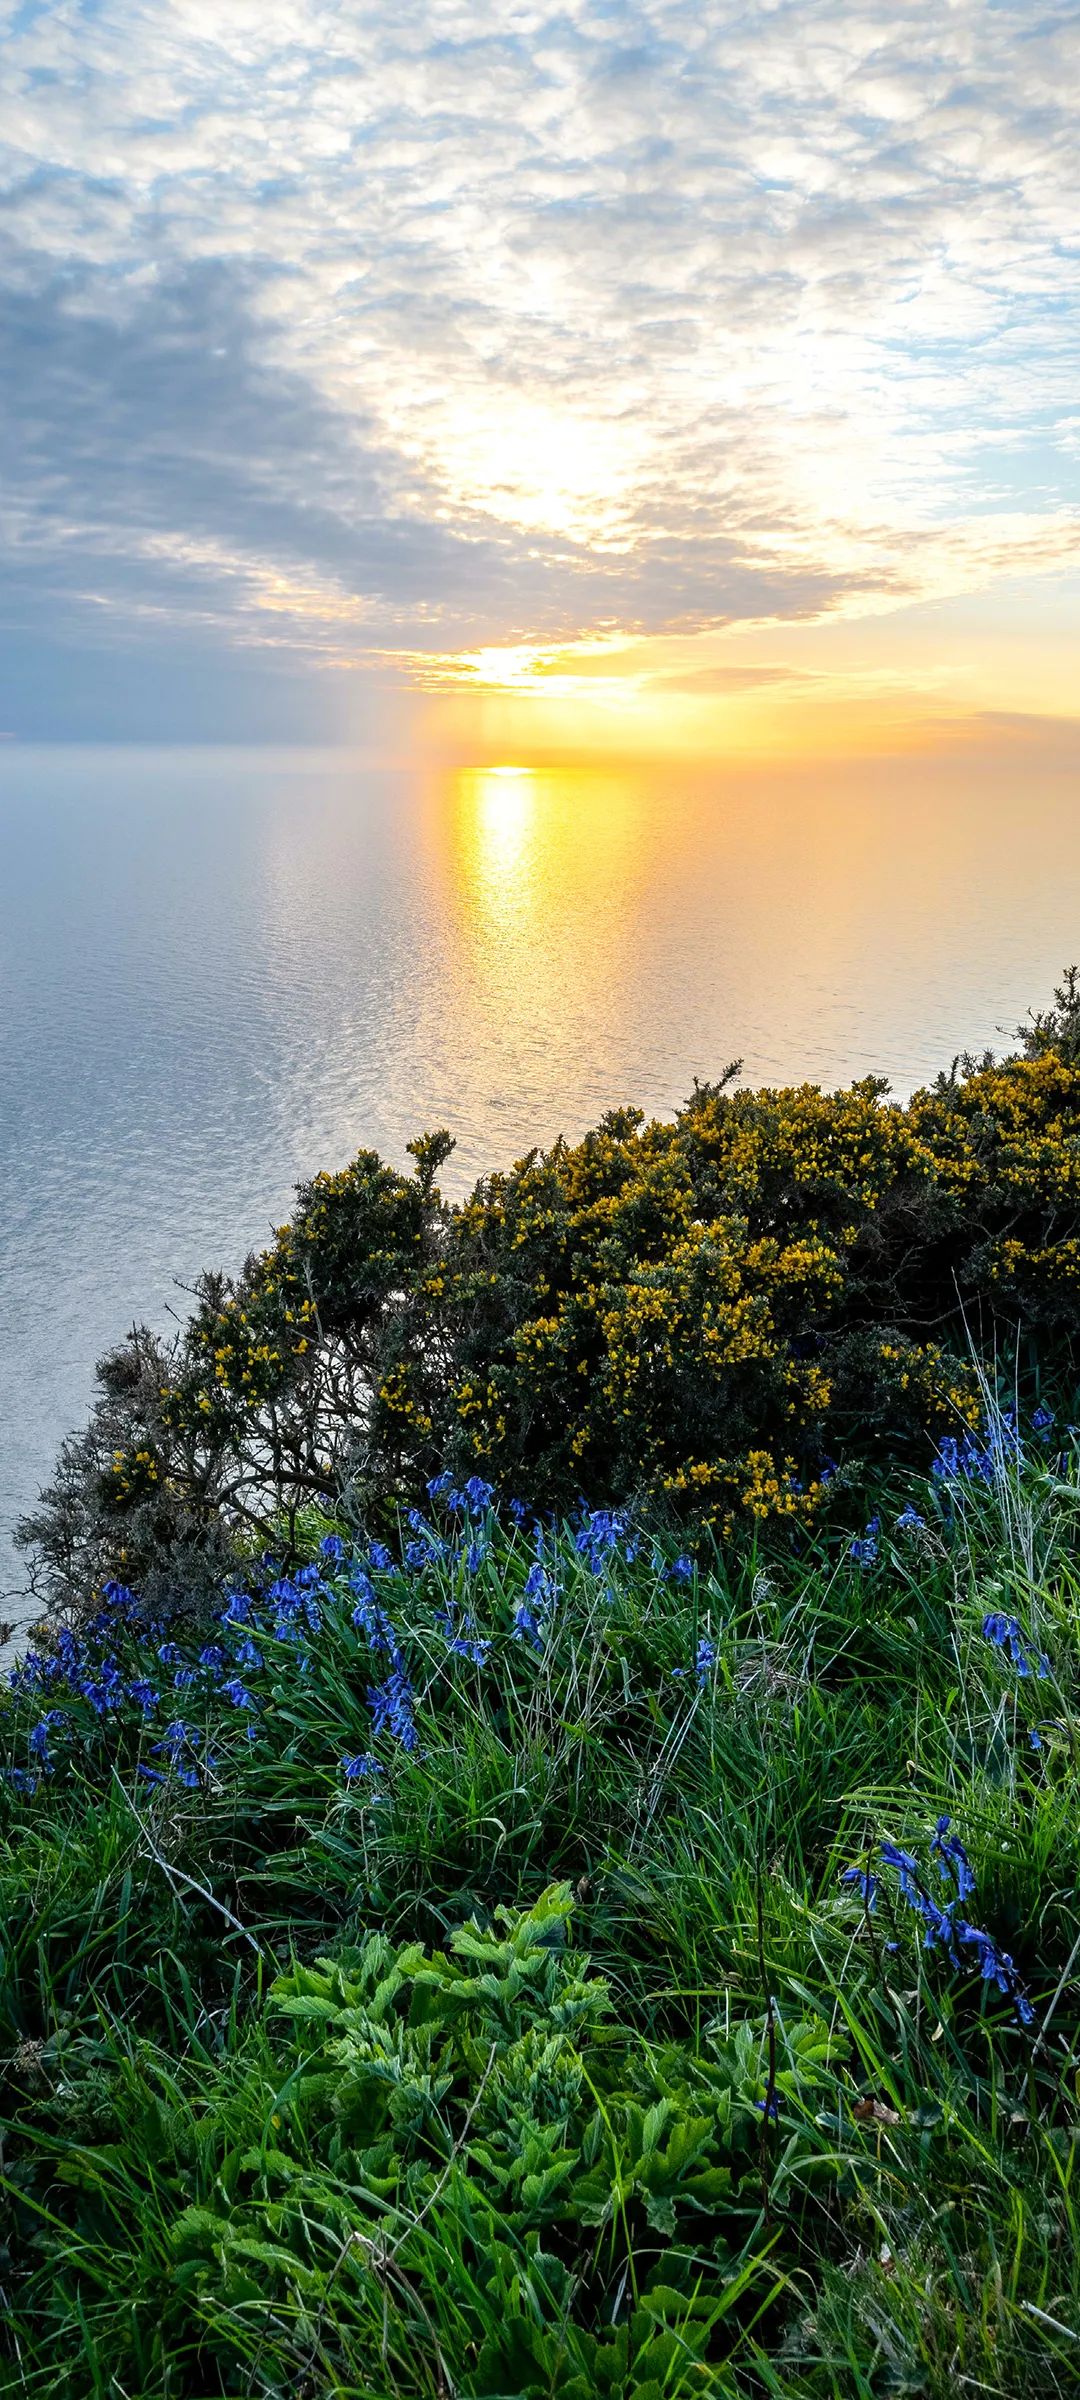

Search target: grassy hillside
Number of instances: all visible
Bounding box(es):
[3,1413,1080,2396]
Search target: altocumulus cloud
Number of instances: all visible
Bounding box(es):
[0,0,1077,730]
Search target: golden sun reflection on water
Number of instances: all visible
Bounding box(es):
[435,765,654,1066]
[464,765,536,896]
[410,761,689,1153]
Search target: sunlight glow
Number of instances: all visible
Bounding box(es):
[462,767,537,882]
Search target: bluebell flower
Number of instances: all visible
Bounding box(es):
[342,1750,383,1782]
[930,1816,976,1901]
[982,1612,1050,1679]
[426,1470,454,1503]
[267,1573,322,1640]
[879,1840,921,1900]
[955,1923,1035,2025]
[319,1532,346,1561]
[350,1587,374,1635]
[405,1511,449,1565]
[1029,1728,1043,1752]
[221,1592,253,1625]
[754,2094,779,2120]
[367,1667,418,1751]
[222,1677,258,1711]
[878,1843,960,1958]
[507,1497,527,1525]
[172,1666,200,1691]
[350,1584,403,1665]
[10,1650,46,1694]
[154,1720,200,1762]
[674,1635,717,1690]
[896,1505,925,1533]
[101,1580,138,1616]
[127,1679,159,1714]
[513,1600,542,1647]
[157,1643,183,1667]
[79,1664,126,1715]
[670,1554,693,1583]
[198,1645,226,1673]
[911,1886,962,1961]
[849,1523,879,1566]
[512,1560,556,1646]
[447,1625,491,1665]
[840,1865,879,1910]
[876,1824,1032,2018]
[574,1507,631,1573]
[1032,1405,1055,1437]
[465,1540,487,1575]
[463,1476,494,1516]
[234,1638,263,1672]
[29,1710,65,1766]
[137,1765,166,1787]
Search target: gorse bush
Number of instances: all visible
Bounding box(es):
[21,976,1080,1613]
[4,1423,1080,2394]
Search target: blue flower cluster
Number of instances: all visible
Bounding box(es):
[933,1412,1022,1489]
[849,1516,880,1566]
[342,1751,382,1783]
[673,1634,717,1690]
[573,1505,638,1573]
[982,1612,1050,1680]
[4,1572,266,1796]
[512,1559,557,1649]
[844,1817,1034,2025]
[4,1490,696,1808]
[426,1471,496,1518]
[839,1865,878,1909]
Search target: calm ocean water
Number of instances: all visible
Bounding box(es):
[2,741,1077,1637]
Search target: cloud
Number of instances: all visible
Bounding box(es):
[0,0,1077,728]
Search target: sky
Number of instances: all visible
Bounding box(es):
[0,0,1078,753]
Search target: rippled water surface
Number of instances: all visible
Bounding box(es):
[2,741,1077,1632]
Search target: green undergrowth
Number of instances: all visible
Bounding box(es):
[3,1435,1080,2396]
